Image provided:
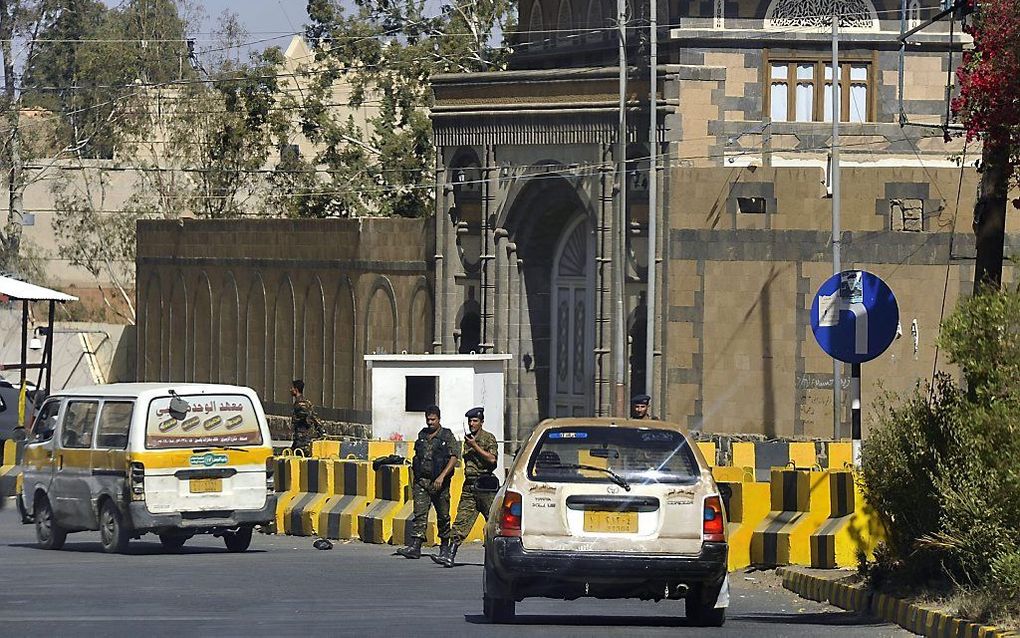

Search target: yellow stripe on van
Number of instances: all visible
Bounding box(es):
[132,447,272,468]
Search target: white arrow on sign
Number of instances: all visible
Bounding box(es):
[818,293,868,355]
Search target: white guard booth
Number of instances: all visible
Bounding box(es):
[365,353,513,474]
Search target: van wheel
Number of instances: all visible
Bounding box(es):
[159,534,188,552]
[34,496,66,550]
[99,500,129,554]
[483,596,515,624]
[223,526,253,552]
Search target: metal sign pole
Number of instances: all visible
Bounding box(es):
[851,362,862,464]
[645,0,658,402]
[831,10,843,440]
[615,0,628,416]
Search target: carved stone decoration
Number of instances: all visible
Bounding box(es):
[764,0,879,31]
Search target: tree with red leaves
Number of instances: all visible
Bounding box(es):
[952,0,1020,292]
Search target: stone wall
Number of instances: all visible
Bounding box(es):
[135,218,433,424]
[663,165,1018,437]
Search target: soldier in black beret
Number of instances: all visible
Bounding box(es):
[432,406,498,567]
[630,394,653,420]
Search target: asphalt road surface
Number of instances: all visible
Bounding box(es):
[0,506,909,637]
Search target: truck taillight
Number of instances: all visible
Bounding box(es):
[496,491,523,537]
[129,462,145,501]
[703,495,725,542]
[265,457,275,492]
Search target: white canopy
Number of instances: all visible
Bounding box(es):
[0,275,77,302]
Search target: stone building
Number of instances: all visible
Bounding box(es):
[135,218,432,422]
[430,0,1013,441]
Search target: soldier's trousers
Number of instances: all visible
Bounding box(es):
[410,477,451,540]
[450,480,495,543]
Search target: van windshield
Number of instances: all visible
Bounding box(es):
[146,394,263,449]
[527,427,701,485]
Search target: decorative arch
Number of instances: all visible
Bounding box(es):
[245,275,267,398]
[273,276,296,404]
[556,0,573,31]
[141,273,162,381]
[218,272,240,385]
[364,276,398,356]
[528,0,544,32]
[168,272,188,382]
[191,271,213,382]
[585,0,604,30]
[303,277,326,406]
[329,277,356,409]
[764,0,879,30]
[409,278,432,354]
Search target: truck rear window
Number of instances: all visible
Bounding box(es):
[527,427,701,485]
[146,394,263,449]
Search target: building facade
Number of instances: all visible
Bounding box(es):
[431,0,1013,441]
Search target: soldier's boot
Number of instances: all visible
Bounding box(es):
[429,538,451,565]
[396,537,423,559]
[440,540,461,568]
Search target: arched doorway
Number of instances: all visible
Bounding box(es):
[550,216,595,417]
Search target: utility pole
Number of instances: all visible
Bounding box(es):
[831,10,843,440]
[615,0,628,416]
[645,0,657,402]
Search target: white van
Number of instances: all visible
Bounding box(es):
[18,383,276,554]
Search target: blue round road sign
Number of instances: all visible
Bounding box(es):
[810,270,899,364]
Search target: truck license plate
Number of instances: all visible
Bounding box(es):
[583,510,637,533]
[189,478,222,493]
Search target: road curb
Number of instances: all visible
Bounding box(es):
[778,566,1018,638]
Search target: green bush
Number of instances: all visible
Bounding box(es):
[860,288,1020,621]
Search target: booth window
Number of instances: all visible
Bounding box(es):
[405,376,438,412]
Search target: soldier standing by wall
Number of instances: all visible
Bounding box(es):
[396,405,458,559]
[433,406,498,567]
[290,379,323,456]
[630,394,654,420]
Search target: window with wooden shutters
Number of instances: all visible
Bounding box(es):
[766,59,872,122]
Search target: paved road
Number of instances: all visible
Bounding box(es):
[0,507,909,637]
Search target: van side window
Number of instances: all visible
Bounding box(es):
[61,401,99,449]
[96,402,132,449]
[31,400,61,442]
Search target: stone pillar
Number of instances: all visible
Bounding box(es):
[480,144,496,352]
[594,143,615,417]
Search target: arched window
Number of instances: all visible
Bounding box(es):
[907,0,921,28]
[764,0,879,31]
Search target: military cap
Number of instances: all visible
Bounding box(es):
[631,394,651,406]
[465,406,484,419]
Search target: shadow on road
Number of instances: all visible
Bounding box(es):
[464,614,690,627]
[7,542,267,556]
[736,612,889,627]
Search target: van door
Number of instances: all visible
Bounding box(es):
[52,400,100,529]
[92,401,132,509]
[22,399,62,514]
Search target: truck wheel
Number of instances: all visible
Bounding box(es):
[34,496,66,550]
[99,500,130,554]
[223,526,253,552]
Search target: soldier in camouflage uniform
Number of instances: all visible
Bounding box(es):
[396,405,459,559]
[290,379,323,456]
[433,406,498,567]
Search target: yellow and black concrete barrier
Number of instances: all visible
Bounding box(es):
[780,567,1018,638]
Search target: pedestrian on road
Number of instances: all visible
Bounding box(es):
[433,406,498,568]
[631,394,654,420]
[396,404,459,559]
[290,379,323,456]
